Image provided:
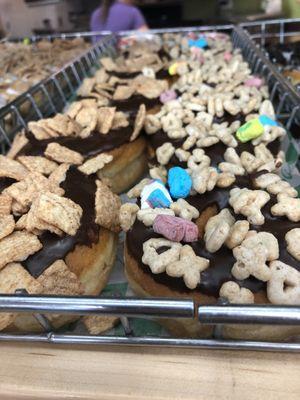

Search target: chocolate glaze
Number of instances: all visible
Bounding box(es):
[109,69,169,81]
[111,95,161,115]
[127,173,299,297]
[23,167,99,277]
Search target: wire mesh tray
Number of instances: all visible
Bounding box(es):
[0,25,300,352]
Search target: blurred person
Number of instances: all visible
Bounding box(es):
[90,0,148,33]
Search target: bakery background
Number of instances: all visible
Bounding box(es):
[0,0,299,37]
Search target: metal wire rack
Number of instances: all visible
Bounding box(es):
[0,25,300,352]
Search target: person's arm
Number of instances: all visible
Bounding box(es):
[132,7,148,31]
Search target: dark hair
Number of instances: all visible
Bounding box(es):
[101,0,116,23]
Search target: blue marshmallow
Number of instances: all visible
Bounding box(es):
[259,114,278,127]
[168,167,192,199]
[141,180,172,209]
[188,37,208,49]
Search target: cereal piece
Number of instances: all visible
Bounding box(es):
[95,180,121,232]
[0,194,12,215]
[45,114,73,137]
[28,120,52,140]
[34,192,82,236]
[119,203,139,232]
[156,143,175,165]
[49,164,70,187]
[191,166,218,194]
[219,162,245,176]
[187,149,210,171]
[101,57,117,71]
[136,79,168,99]
[127,178,152,199]
[149,166,167,184]
[45,143,83,165]
[204,209,235,253]
[0,215,15,240]
[267,261,300,304]
[78,153,113,175]
[232,232,279,282]
[267,180,298,198]
[112,112,129,130]
[225,220,249,249]
[7,131,29,160]
[217,172,236,188]
[0,263,43,330]
[137,208,175,227]
[175,148,190,162]
[66,101,82,119]
[219,281,254,304]
[0,155,28,181]
[37,260,84,295]
[271,193,300,222]
[229,188,270,225]
[130,104,146,142]
[76,107,98,138]
[18,156,58,176]
[182,136,197,150]
[97,107,116,135]
[77,77,95,97]
[285,229,300,261]
[83,315,119,335]
[144,115,161,135]
[166,245,209,290]
[25,204,64,236]
[142,238,182,274]
[0,231,42,270]
[113,85,135,100]
[170,198,199,221]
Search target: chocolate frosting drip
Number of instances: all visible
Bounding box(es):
[19,125,133,161]
[23,167,99,278]
[127,173,299,298]
[111,95,161,115]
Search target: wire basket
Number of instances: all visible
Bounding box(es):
[0,25,299,352]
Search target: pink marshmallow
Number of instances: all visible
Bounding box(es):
[160,89,177,104]
[245,76,264,88]
[153,215,198,243]
[223,51,232,62]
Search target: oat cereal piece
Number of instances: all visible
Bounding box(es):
[45,143,83,165]
[142,238,182,274]
[49,164,70,187]
[149,166,167,184]
[95,180,121,232]
[44,114,71,137]
[144,115,161,134]
[83,315,119,335]
[18,156,58,176]
[112,112,129,130]
[119,203,139,232]
[113,85,135,100]
[130,104,146,142]
[285,229,300,261]
[76,107,98,138]
[191,166,218,194]
[77,77,95,97]
[101,57,117,71]
[34,192,82,236]
[232,232,279,282]
[219,281,254,304]
[66,101,82,119]
[271,194,300,222]
[0,263,43,330]
[28,120,52,140]
[229,187,270,225]
[97,107,116,134]
[217,172,236,188]
[204,209,235,253]
[170,198,199,221]
[156,142,175,165]
[7,131,29,160]
[0,194,12,215]
[25,202,64,236]
[37,260,84,295]
[0,215,15,240]
[127,178,152,198]
[0,155,28,181]
[136,79,168,99]
[225,220,250,249]
[166,245,209,290]
[267,261,300,304]
[0,231,42,270]
[137,208,175,227]
[79,153,113,175]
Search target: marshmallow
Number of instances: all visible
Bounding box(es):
[160,90,177,104]
[153,215,198,242]
[168,167,192,199]
[141,180,172,209]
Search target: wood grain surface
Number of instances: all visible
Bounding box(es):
[0,342,299,400]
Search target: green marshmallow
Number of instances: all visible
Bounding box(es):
[236,118,264,143]
[23,38,30,45]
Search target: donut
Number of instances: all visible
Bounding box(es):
[121,31,300,341]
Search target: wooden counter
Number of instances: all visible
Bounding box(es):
[0,342,299,399]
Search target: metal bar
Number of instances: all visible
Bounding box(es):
[0,296,194,319]
[198,305,300,326]
[0,333,299,352]
[50,76,67,106]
